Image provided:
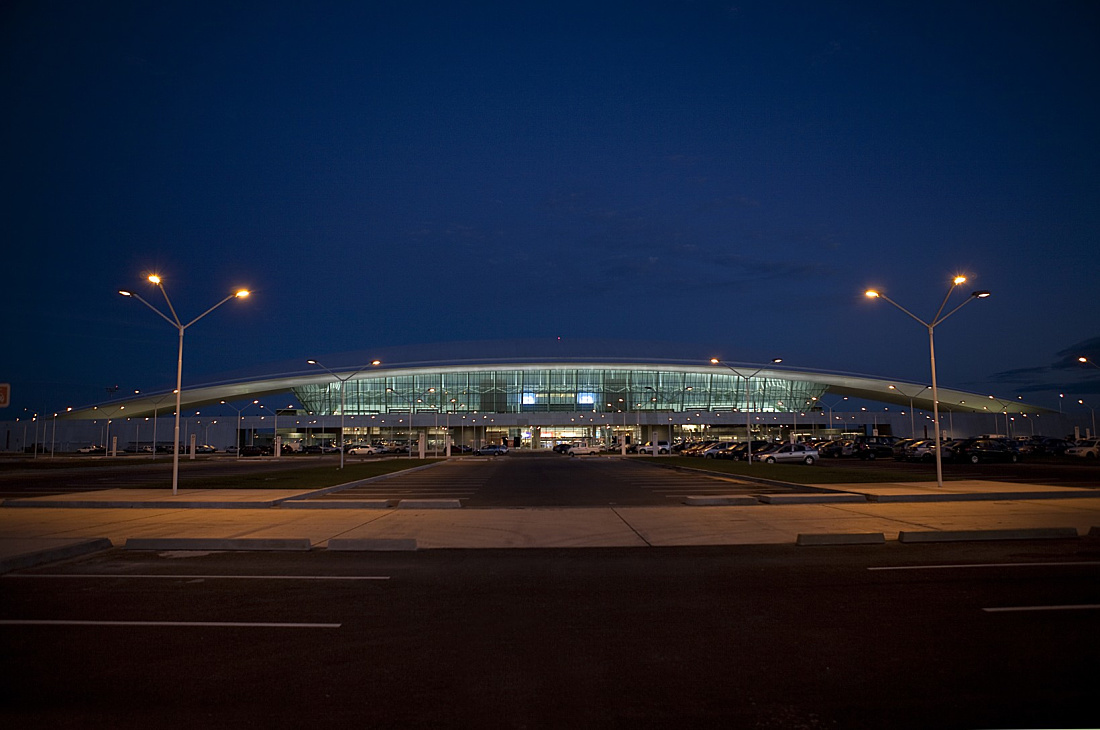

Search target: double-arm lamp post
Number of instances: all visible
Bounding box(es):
[120,275,249,494]
[307,359,381,469]
[865,276,990,488]
[709,357,783,464]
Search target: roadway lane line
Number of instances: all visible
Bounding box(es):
[0,620,341,628]
[983,605,1100,613]
[3,574,390,581]
[868,562,1100,571]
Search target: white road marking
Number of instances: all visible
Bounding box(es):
[4,574,390,580]
[869,562,1100,571]
[0,620,341,628]
[983,605,1100,613]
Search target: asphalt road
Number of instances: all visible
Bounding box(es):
[2,540,1098,729]
[307,456,829,507]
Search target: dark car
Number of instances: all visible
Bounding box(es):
[852,435,898,460]
[950,438,1020,464]
[819,439,854,458]
[1039,438,1071,456]
[717,440,773,460]
[239,445,264,457]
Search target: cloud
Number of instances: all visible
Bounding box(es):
[985,334,1100,396]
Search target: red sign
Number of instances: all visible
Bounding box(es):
[0,383,9,408]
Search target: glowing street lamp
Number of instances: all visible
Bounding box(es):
[1078,356,1100,372]
[864,276,990,487]
[120,275,249,494]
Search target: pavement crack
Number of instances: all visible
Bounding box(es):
[610,507,652,547]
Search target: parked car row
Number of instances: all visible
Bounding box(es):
[670,439,818,464]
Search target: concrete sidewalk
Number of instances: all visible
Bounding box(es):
[1,480,1099,572]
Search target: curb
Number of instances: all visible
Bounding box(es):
[797,533,885,546]
[397,499,462,509]
[868,491,1099,503]
[760,493,867,504]
[683,495,759,506]
[0,538,114,574]
[124,537,313,551]
[282,500,394,509]
[328,538,418,551]
[897,527,1080,543]
[3,499,280,509]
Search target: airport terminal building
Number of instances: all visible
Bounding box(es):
[3,341,1066,454]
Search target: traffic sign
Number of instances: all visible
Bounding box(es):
[0,383,9,408]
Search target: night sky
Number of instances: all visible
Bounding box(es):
[3,1,1098,419]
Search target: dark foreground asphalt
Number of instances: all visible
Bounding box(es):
[2,540,1098,729]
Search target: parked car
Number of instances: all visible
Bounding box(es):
[1065,438,1100,459]
[819,439,855,458]
[239,445,264,457]
[637,441,670,455]
[194,444,217,453]
[717,441,772,460]
[759,442,820,465]
[700,442,734,459]
[852,435,899,460]
[567,443,601,456]
[950,438,1020,464]
[347,444,386,455]
[891,438,918,459]
[76,445,104,454]
[476,444,509,456]
[1038,438,1071,456]
[902,439,937,463]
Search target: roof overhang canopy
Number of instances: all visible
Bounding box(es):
[60,360,1051,419]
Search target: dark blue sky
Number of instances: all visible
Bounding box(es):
[3,1,1098,417]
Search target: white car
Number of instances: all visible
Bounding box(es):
[1065,439,1100,459]
[567,444,600,456]
[760,443,819,465]
[701,441,734,459]
[347,444,386,455]
[637,441,670,455]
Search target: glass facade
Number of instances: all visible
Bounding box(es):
[294,367,828,416]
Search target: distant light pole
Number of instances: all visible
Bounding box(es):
[888,384,930,438]
[1078,399,1097,437]
[1078,356,1100,372]
[221,399,259,459]
[308,358,381,469]
[120,275,250,494]
[865,276,990,487]
[710,357,783,464]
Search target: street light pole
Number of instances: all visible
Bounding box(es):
[308,358,381,469]
[710,357,782,464]
[221,400,259,459]
[120,275,249,494]
[865,277,990,488]
[1078,399,1097,437]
